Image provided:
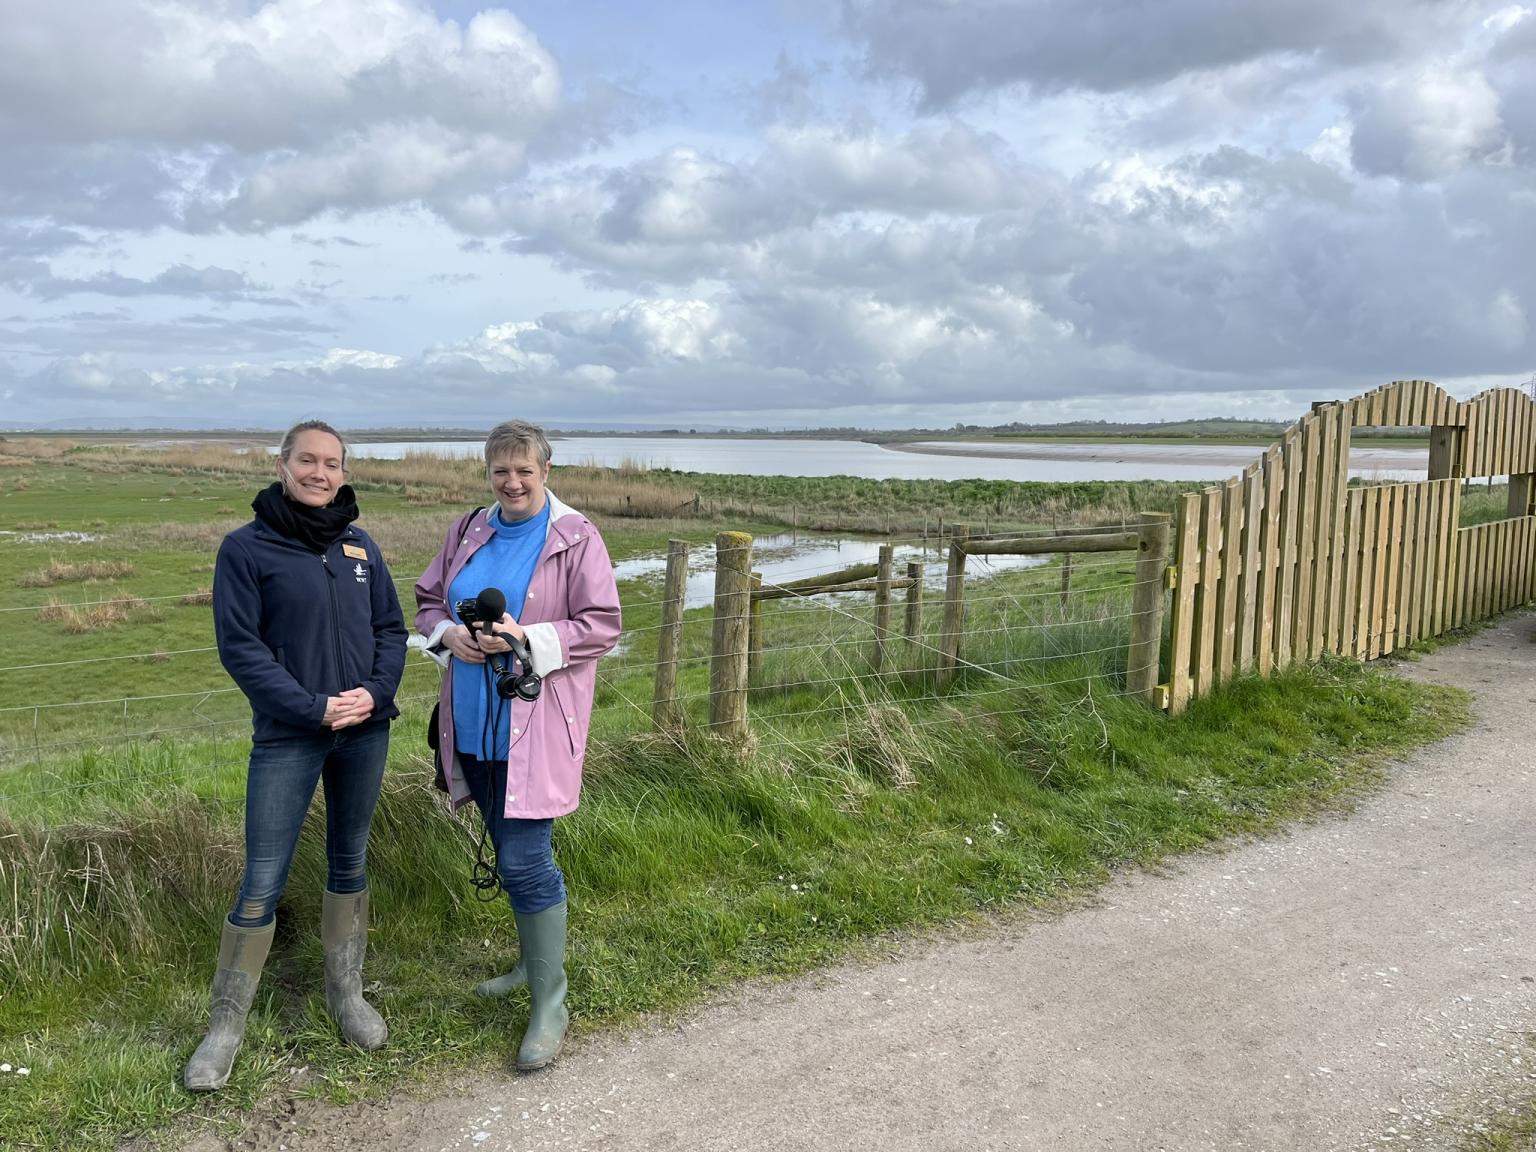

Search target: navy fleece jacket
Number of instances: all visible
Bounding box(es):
[213,519,406,742]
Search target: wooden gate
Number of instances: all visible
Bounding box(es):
[1165,380,1536,713]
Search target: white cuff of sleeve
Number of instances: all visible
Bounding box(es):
[523,622,565,677]
[410,619,454,670]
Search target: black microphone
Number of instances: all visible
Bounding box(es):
[474,586,507,628]
[472,587,541,701]
[473,587,512,678]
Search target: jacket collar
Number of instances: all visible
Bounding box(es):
[541,491,590,557]
[462,491,589,559]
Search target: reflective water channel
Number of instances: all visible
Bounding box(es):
[612,533,1052,610]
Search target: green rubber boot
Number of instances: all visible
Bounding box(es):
[513,902,568,1072]
[474,957,527,998]
[321,889,388,1050]
[183,918,275,1092]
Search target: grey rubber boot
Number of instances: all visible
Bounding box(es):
[474,956,526,998]
[184,918,275,1092]
[513,901,569,1072]
[321,889,388,1050]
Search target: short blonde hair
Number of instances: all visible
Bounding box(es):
[279,419,347,465]
[484,420,551,468]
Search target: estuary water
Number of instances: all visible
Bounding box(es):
[346,436,1427,483]
[611,533,1051,610]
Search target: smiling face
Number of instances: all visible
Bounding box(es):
[488,452,550,521]
[278,429,346,508]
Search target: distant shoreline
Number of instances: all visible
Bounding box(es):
[887,439,1431,471]
[4,428,1428,449]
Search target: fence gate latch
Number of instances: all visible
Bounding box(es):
[1163,566,1178,592]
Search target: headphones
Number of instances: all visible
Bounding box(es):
[493,636,542,702]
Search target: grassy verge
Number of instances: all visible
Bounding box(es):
[0,655,1468,1150]
[1462,1108,1536,1150]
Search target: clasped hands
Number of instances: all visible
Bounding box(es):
[441,613,527,665]
[323,686,375,729]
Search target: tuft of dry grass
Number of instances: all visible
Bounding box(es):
[179,588,213,606]
[839,699,931,790]
[36,590,150,633]
[18,559,136,588]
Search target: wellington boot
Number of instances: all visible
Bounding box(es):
[473,957,526,998]
[513,902,568,1072]
[321,889,388,1051]
[184,918,275,1092]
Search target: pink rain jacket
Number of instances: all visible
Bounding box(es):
[414,494,622,819]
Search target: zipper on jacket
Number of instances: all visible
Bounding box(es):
[322,552,346,692]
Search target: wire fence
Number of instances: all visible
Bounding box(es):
[1,522,1158,817]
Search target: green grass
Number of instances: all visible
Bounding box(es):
[1458,1036,1536,1151]
[0,657,1468,1150]
[1462,1110,1536,1150]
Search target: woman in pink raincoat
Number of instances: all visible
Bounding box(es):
[414,419,621,1071]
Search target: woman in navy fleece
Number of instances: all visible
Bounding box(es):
[183,419,406,1092]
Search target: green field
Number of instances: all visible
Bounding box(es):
[0,440,1475,1150]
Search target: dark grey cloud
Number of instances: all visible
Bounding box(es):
[839,0,1474,108]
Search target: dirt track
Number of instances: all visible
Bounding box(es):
[186,616,1536,1152]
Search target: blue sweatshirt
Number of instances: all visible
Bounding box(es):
[448,502,549,760]
[213,519,407,743]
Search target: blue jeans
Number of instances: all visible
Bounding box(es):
[230,721,390,928]
[458,754,566,914]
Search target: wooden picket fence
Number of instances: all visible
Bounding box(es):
[1165,379,1536,713]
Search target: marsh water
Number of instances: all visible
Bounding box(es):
[346,437,1429,483]
[611,533,1052,611]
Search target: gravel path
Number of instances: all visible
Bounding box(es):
[190,616,1536,1152]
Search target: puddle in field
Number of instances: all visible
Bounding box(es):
[612,533,1052,610]
[0,530,104,544]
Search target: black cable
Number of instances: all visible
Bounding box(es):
[471,816,502,902]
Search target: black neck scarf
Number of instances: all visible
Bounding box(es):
[251,482,360,554]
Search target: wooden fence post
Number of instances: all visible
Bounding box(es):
[1127,513,1171,708]
[709,531,753,738]
[872,544,893,675]
[652,538,689,730]
[937,528,970,690]
[748,572,763,680]
[1060,553,1073,609]
[905,561,924,645]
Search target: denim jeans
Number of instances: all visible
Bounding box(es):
[458,754,567,914]
[229,720,390,928]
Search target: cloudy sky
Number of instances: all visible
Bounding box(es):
[2,0,1535,430]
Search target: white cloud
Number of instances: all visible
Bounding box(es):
[0,1,563,230]
[1350,66,1507,180]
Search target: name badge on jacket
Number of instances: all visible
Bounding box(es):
[342,544,368,560]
